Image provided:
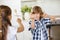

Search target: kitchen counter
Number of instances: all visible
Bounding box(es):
[46,19,60,28]
[46,19,60,40]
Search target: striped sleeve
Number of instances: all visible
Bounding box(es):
[43,18,51,25]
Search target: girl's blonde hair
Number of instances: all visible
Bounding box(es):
[32,6,44,19]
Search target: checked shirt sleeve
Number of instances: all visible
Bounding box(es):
[29,20,41,34]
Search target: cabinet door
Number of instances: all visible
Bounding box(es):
[51,26,60,40]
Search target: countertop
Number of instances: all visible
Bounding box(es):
[46,19,60,28]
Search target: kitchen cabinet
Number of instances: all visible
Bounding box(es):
[47,19,60,40]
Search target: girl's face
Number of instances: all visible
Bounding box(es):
[8,15,12,20]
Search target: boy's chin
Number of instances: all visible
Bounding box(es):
[34,18,40,20]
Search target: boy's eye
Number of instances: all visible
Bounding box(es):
[32,12,35,14]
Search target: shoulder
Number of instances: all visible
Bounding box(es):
[41,18,50,21]
[41,18,51,24]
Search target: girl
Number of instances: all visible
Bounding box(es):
[0,5,24,40]
[29,6,51,40]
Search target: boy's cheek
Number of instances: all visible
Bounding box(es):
[34,17,39,20]
[30,14,35,19]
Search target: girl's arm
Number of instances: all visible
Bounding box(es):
[17,18,24,32]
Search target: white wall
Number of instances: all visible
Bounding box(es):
[0,0,21,15]
[0,1,32,40]
[37,0,60,16]
[0,0,21,25]
[21,0,60,16]
[21,1,37,7]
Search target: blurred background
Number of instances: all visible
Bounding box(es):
[0,0,60,40]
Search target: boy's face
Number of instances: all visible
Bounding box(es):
[32,13,40,20]
[35,13,40,20]
[31,9,40,20]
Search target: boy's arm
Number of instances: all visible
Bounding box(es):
[43,13,55,21]
[29,14,36,29]
[43,18,51,24]
[30,19,35,29]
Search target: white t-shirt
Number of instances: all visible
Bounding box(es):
[7,25,18,40]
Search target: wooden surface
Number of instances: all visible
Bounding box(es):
[51,26,60,40]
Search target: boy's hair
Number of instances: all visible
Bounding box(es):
[32,6,44,19]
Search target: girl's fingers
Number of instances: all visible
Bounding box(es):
[17,18,21,23]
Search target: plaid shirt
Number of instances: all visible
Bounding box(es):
[29,18,51,40]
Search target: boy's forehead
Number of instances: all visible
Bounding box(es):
[31,9,40,14]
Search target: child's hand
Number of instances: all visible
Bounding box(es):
[43,13,48,18]
[30,13,35,20]
[17,18,24,32]
[50,16,55,21]
[17,18,22,24]
[43,13,55,21]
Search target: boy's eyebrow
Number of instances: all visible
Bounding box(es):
[32,12,35,14]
